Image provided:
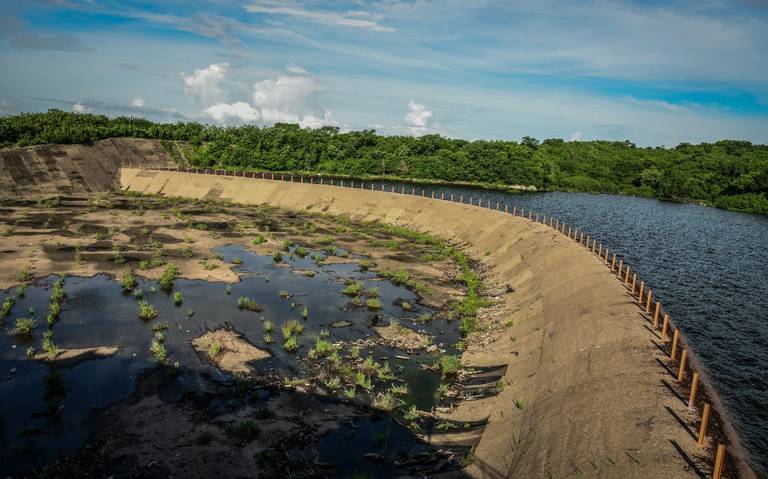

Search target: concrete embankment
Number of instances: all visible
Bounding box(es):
[0,138,175,197]
[121,168,731,478]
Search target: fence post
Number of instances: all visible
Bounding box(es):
[624,266,631,286]
[591,239,596,253]
[638,281,645,302]
[579,231,584,244]
[611,254,617,271]
[631,273,637,294]
[618,259,623,276]
[645,291,652,314]
[653,302,661,328]
[677,349,688,382]
[513,206,517,216]
[567,225,572,237]
[529,210,532,220]
[698,403,711,447]
[670,329,680,360]
[536,211,540,222]
[689,372,700,411]
[661,314,669,342]
[712,444,726,479]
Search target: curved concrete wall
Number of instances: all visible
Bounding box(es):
[119,167,750,478]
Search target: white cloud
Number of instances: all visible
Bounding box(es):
[131,97,145,108]
[285,64,307,74]
[404,100,432,127]
[570,131,582,141]
[72,103,89,113]
[245,2,394,32]
[182,63,229,108]
[204,101,261,122]
[403,99,435,134]
[186,63,335,128]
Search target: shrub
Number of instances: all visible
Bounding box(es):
[283,335,299,352]
[173,291,183,305]
[121,268,137,290]
[237,296,262,311]
[150,338,167,362]
[138,300,158,320]
[437,354,461,378]
[301,306,309,319]
[41,330,58,357]
[158,264,178,291]
[365,298,382,310]
[12,317,36,336]
[342,281,364,297]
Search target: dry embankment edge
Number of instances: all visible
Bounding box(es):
[121,168,756,479]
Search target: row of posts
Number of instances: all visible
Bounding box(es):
[142,165,730,479]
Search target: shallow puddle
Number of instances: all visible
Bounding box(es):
[0,244,462,476]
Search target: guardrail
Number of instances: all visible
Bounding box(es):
[134,164,757,479]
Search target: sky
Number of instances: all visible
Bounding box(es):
[1,0,767,146]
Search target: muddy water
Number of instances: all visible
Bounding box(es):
[0,245,460,476]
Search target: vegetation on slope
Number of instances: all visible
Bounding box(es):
[1,110,766,214]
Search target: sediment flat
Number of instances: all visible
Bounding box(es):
[121,168,707,478]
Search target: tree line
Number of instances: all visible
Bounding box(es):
[1,109,766,214]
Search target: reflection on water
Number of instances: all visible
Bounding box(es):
[0,245,459,476]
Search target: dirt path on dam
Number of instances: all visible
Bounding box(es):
[119,168,719,479]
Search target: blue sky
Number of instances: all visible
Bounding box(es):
[1,0,767,146]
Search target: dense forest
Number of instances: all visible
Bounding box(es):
[2,110,767,214]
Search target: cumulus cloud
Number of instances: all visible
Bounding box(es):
[185,63,334,128]
[182,63,229,108]
[285,64,307,74]
[131,97,145,108]
[570,131,582,141]
[403,99,436,135]
[404,100,432,127]
[72,103,89,113]
[204,101,261,122]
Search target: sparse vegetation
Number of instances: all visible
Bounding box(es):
[138,300,158,320]
[121,268,137,290]
[12,317,36,337]
[237,296,262,311]
[158,264,178,290]
[173,291,183,306]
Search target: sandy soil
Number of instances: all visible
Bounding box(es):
[33,345,119,365]
[191,329,271,374]
[119,168,729,479]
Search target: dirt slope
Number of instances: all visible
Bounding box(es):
[120,168,749,479]
[0,138,174,197]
